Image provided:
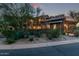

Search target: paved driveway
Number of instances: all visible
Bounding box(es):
[0,43,79,56]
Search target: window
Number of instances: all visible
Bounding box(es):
[47,24,50,29]
[53,24,56,29]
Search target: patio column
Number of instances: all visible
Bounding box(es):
[59,22,63,40]
[60,23,62,36]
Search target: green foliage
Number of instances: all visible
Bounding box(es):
[47,34,52,40]
[29,36,34,41]
[0,3,35,44]
[33,30,41,37]
[52,29,60,38]
[36,7,41,17]
[2,29,26,44]
[28,30,44,37]
[15,30,25,39]
[69,11,79,21]
[74,27,79,37]
[69,11,75,18]
[0,3,35,30]
[47,29,60,39]
[1,29,14,38]
[5,38,16,44]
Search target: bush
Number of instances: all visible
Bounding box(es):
[51,29,60,38]
[5,38,16,44]
[1,29,23,44]
[2,30,17,40]
[73,27,79,37]
[29,30,41,37]
[36,38,39,40]
[1,29,12,38]
[47,34,52,40]
[23,30,29,38]
[1,29,17,44]
[1,28,30,44]
[3,29,26,39]
[47,29,60,39]
[29,36,34,41]
[34,31,41,37]
[15,30,24,39]
[24,35,29,38]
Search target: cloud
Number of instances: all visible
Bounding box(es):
[31,3,40,8]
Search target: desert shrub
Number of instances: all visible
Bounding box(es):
[35,38,39,40]
[1,29,15,38]
[1,28,30,44]
[47,34,52,40]
[62,32,65,35]
[23,30,29,38]
[5,38,16,44]
[1,28,23,43]
[29,36,34,41]
[15,30,25,39]
[52,29,60,38]
[1,29,16,44]
[47,29,60,39]
[24,35,29,38]
[29,30,41,37]
[34,30,41,37]
[74,27,79,37]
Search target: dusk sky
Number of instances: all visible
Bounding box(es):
[32,3,79,16]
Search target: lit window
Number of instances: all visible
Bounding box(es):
[64,24,68,29]
[37,26,41,29]
[76,22,79,27]
[33,26,36,29]
[30,19,33,23]
[53,24,56,29]
[39,19,41,22]
[47,24,50,29]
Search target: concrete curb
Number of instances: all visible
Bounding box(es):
[0,39,79,50]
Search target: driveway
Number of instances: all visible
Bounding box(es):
[0,43,79,56]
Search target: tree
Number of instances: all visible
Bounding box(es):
[36,7,41,17]
[0,3,35,30]
[69,11,79,22]
[0,3,35,43]
[69,11,75,18]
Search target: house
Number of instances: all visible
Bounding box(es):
[27,15,50,30]
[27,14,77,35]
[64,16,77,35]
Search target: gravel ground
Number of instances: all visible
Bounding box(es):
[0,35,79,45]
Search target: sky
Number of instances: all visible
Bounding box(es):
[32,3,79,16]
